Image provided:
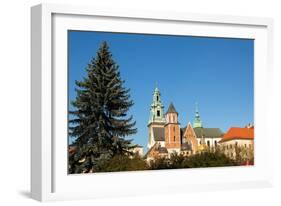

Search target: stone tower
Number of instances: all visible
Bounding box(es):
[164,103,181,152]
[147,87,166,149]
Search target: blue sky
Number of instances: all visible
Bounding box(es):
[68,31,254,150]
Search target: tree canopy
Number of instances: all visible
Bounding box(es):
[69,41,137,174]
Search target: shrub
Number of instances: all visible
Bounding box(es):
[148,157,170,170]
[148,150,237,170]
[181,151,238,168]
[94,154,148,172]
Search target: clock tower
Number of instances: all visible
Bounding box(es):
[147,87,166,149]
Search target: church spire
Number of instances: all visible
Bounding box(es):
[165,102,179,124]
[166,102,178,114]
[148,86,165,124]
[193,102,203,128]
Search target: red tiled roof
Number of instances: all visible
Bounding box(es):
[220,127,254,143]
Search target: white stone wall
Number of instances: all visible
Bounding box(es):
[220,139,253,148]
[219,139,254,159]
[197,137,222,148]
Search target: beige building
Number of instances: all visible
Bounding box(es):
[219,126,254,161]
[129,145,144,157]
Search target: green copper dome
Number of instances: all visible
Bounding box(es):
[148,87,165,124]
[193,103,203,128]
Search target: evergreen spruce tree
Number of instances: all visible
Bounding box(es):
[69,41,137,173]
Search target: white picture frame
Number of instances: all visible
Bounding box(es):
[31,3,274,202]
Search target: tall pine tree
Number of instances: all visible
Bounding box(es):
[69,41,137,173]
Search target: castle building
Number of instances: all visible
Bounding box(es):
[146,87,224,160]
[219,125,254,160]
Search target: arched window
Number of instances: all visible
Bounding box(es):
[207,140,210,147]
[174,136,176,142]
[156,95,159,101]
[215,140,217,147]
[157,110,160,117]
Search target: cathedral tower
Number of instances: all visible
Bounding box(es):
[193,103,206,150]
[164,103,181,152]
[147,87,166,149]
[148,87,165,124]
[193,103,203,128]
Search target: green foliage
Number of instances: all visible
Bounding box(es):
[149,157,171,170]
[181,150,238,168]
[69,147,238,173]
[149,150,238,170]
[169,152,186,168]
[68,144,113,174]
[69,41,137,174]
[234,145,254,165]
[94,154,148,172]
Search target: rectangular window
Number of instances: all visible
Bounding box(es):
[157,110,160,117]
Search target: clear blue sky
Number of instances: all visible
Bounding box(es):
[68,31,254,150]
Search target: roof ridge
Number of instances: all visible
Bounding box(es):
[221,127,254,142]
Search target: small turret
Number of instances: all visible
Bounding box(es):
[165,103,178,123]
[193,102,203,128]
